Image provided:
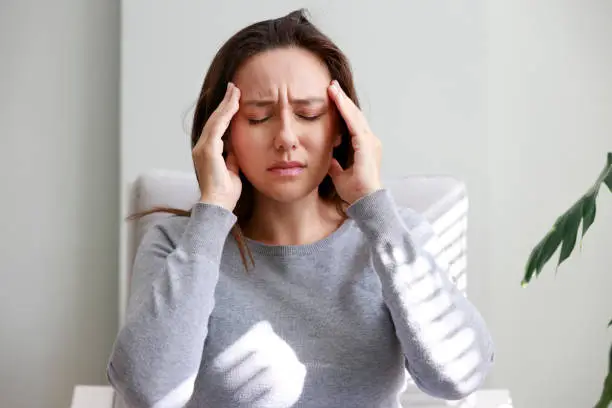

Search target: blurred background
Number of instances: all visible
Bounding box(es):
[1,1,611,407]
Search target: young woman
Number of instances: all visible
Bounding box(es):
[107,9,494,408]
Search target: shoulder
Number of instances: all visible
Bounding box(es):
[136,213,191,252]
[135,204,238,259]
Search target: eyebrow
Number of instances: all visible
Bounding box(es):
[241,97,327,107]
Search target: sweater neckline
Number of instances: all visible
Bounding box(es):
[238,218,354,256]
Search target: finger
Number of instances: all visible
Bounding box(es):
[200,83,241,146]
[208,83,240,141]
[328,158,344,179]
[327,80,369,136]
[197,83,233,146]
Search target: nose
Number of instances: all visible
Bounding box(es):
[273,110,298,152]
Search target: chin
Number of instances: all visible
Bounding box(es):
[250,175,322,204]
[258,185,316,203]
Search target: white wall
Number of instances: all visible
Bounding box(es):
[0,1,119,408]
[487,1,612,407]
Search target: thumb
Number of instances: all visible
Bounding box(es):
[225,151,240,175]
[328,158,344,179]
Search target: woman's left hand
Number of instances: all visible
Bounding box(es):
[327,80,382,205]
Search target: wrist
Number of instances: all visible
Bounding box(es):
[346,189,403,237]
[199,195,236,212]
[347,186,383,205]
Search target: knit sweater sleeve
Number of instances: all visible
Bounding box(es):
[106,202,237,408]
[346,189,494,400]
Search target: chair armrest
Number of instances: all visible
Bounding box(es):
[70,385,114,408]
[473,389,513,408]
[400,388,512,408]
[70,384,511,408]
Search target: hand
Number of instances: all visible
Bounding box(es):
[192,82,242,211]
[327,80,382,205]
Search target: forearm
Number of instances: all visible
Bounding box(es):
[108,203,237,408]
[347,189,494,400]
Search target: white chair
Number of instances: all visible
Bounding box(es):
[71,169,512,408]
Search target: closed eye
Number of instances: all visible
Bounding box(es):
[297,114,323,121]
[248,117,270,125]
[247,112,325,125]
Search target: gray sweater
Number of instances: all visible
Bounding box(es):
[107,189,494,408]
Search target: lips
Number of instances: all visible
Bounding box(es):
[268,161,305,176]
[268,161,305,170]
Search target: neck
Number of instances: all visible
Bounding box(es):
[243,191,344,246]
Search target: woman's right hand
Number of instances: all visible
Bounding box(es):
[193,82,242,211]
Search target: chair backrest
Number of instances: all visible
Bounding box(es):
[119,169,470,407]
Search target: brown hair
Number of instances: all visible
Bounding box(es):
[132,8,360,270]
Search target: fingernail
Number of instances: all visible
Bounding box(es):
[331,80,340,95]
[227,82,233,93]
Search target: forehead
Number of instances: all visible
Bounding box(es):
[233,47,331,99]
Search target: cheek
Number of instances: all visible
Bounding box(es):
[228,122,264,169]
[229,122,251,153]
[307,118,338,152]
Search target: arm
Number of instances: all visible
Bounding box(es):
[107,203,237,408]
[347,189,494,400]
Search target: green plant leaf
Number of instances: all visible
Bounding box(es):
[593,341,612,408]
[523,152,612,285]
[523,241,543,286]
[536,224,563,276]
[558,204,582,266]
[522,153,612,406]
[581,193,597,239]
[605,152,612,193]
[522,226,562,285]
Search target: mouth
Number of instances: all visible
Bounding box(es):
[267,161,306,176]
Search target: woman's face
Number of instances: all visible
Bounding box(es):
[229,47,340,204]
